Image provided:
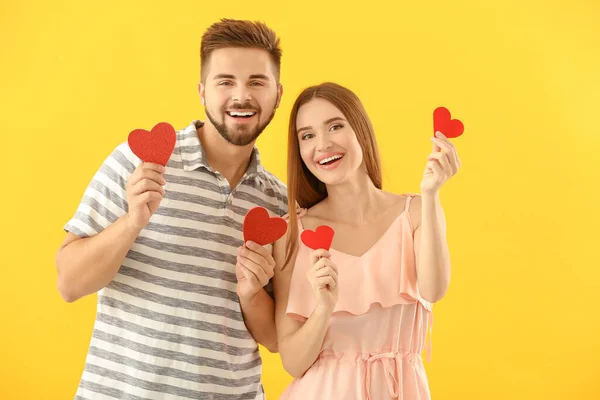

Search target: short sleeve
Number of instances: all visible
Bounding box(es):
[63,142,140,238]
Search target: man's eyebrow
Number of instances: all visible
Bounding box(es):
[213,74,270,80]
[249,74,269,80]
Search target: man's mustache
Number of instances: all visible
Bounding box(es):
[224,102,260,112]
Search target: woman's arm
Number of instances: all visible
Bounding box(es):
[272,233,338,378]
[413,193,451,303]
[414,131,461,303]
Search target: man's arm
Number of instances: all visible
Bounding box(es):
[56,161,165,302]
[56,216,142,302]
[238,288,278,352]
[236,241,278,352]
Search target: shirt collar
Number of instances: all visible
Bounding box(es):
[179,120,267,179]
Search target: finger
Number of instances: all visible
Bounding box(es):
[444,151,459,175]
[427,152,452,174]
[235,261,245,280]
[134,191,163,205]
[239,263,260,286]
[431,132,446,152]
[431,135,455,154]
[315,276,336,290]
[239,245,272,270]
[450,144,461,170]
[310,249,331,265]
[131,179,165,196]
[314,264,336,276]
[244,241,276,267]
[314,266,338,281]
[238,250,274,279]
[446,155,458,176]
[141,162,166,174]
[129,170,167,188]
[143,170,167,185]
[426,160,445,181]
[238,257,269,286]
[329,261,338,275]
[306,257,332,280]
[238,246,263,266]
[433,135,460,173]
[242,264,266,288]
[128,163,164,187]
[312,257,333,273]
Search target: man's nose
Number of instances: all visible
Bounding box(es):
[232,87,252,104]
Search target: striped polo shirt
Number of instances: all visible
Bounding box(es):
[64,120,288,400]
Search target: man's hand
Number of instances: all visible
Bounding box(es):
[236,241,275,301]
[125,162,166,232]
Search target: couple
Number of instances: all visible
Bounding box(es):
[56,18,459,400]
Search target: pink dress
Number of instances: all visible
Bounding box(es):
[280,195,433,400]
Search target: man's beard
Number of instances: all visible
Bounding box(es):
[206,101,277,146]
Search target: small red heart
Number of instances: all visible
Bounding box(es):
[433,107,464,138]
[243,207,287,246]
[128,122,177,166]
[301,225,335,251]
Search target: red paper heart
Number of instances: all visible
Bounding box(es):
[301,225,335,251]
[433,107,464,138]
[243,207,287,246]
[128,122,177,166]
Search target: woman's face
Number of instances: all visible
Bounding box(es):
[295,98,364,186]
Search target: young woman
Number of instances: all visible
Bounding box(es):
[272,82,461,399]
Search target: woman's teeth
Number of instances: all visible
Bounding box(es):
[319,155,343,165]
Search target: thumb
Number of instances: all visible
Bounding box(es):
[432,132,442,152]
[310,249,331,265]
[235,262,246,279]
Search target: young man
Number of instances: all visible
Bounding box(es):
[56,19,286,400]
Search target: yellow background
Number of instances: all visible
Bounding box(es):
[1,0,599,399]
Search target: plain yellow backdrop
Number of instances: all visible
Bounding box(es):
[1,0,599,399]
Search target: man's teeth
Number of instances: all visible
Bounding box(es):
[228,111,256,117]
[319,155,343,165]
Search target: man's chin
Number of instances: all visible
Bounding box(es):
[223,130,261,147]
[226,124,255,135]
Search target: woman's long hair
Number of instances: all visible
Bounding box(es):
[284,82,383,268]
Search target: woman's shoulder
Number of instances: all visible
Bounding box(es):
[382,190,420,202]
[280,205,308,222]
[282,201,328,225]
[381,191,422,229]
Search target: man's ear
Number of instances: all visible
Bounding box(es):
[198,82,205,106]
[275,83,283,108]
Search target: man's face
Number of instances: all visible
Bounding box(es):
[199,48,282,146]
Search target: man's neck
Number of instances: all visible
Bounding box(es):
[197,123,255,189]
